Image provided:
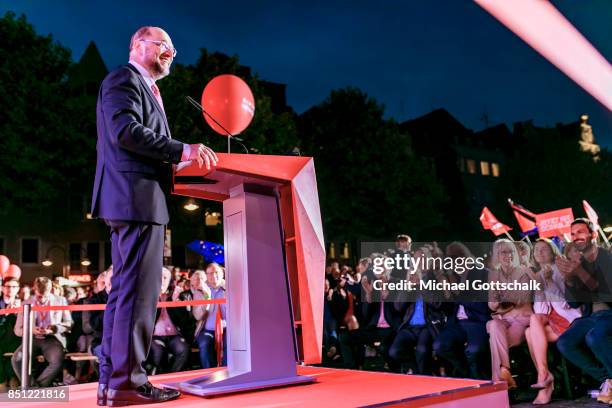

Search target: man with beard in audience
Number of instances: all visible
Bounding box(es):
[556,218,612,404]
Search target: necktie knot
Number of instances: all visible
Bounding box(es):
[150,83,164,112]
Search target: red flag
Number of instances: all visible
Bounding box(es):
[582,200,599,228]
[480,207,512,236]
[513,210,537,232]
[508,199,537,218]
[536,208,574,238]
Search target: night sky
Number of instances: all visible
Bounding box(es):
[3,0,611,146]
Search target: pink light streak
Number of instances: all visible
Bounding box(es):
[475,0,612,111]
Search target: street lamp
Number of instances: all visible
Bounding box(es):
[42,245,68,278]
[42,245,91,276]
[184,199,199,211]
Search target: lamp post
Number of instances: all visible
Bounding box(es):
[42,245,90,278]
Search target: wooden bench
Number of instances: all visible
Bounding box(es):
[65,352,98,362]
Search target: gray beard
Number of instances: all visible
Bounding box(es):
[152,60,170,79]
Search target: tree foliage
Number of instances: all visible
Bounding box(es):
[0,12,98,215]
[494,123,612,225]
[298,87,448,241]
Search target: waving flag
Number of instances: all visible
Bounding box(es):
[480,207,512,236]
[536,208,574,238]
[513,210,537,232]
[508,198,537,218]
[582,200,599,228]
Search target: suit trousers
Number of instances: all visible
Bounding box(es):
[388,325,433,374]
[148,335,190,373]
[99,220,164,390]
[433,320,489,379]
[11,337,64,387]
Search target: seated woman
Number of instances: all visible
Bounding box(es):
[487,239,534,389]
[526,240,582,405]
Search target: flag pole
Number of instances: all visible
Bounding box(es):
[503,231,515,241]
[521,234,533,246]
[597,226,611,248]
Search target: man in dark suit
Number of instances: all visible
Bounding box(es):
[91,26,217,406]
[433,266,491,379]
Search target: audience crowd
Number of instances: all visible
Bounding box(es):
[0,262,226,392]
[0,218,611,405]
[323,219,612,405]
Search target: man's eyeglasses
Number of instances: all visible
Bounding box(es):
[139,39,177,58]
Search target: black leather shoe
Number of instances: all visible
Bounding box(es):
[107,382,180,406]
[97,384,108,406]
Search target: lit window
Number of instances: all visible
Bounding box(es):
[466,159,476,174]
[491,163,500,177]
[480,161,490,176]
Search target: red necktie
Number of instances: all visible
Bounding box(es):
[150,83,164,112]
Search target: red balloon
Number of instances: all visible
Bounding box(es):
[201,74,255,136]
[0,255,9,276]
[5,264,21,281]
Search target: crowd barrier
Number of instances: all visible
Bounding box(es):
[0,298,226,390]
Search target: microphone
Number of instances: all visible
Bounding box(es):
[185,96,248,154]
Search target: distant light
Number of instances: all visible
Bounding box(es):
[184,201,199,211]
[81,258,91,267]
[86,213,93,219]
[69,274,92,283]
[42,259,53,267]
[604,226,612,233]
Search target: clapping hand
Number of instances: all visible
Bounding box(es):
[555,256,580,280]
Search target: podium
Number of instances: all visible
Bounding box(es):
[165,153,325,396]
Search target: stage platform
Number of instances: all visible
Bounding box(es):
[14,365,509,407]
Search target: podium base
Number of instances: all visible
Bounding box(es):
[163,369,315,397]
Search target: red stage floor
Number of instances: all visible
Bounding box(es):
[11,366,509,408]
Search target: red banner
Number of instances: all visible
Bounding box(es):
[536,208,574,238]
[480,207,512,236]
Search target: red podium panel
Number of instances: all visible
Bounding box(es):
[170,153,325,396]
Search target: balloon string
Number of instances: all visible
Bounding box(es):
[185,96,248,154]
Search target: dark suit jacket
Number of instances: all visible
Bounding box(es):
[362,296,402,330]
[154,291,195,342]
[446,267,491,324]
[91,64,184,224]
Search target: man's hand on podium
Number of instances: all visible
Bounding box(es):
[188,143,219,170]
